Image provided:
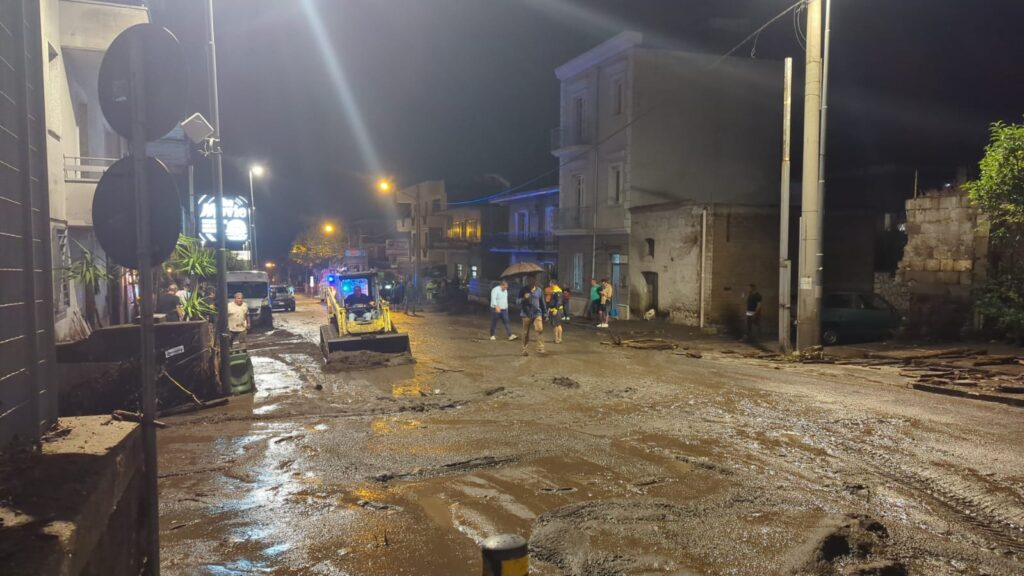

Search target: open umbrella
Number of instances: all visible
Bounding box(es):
[500,261,544,278]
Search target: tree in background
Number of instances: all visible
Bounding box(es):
[64,239,114,329]
[965,120,1024,340]
[289,224,347,269]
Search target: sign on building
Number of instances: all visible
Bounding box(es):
[386,238,410,259]
[197,195,249,248]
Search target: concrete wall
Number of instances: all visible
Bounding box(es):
[0,417,146,575]
[896,191,987,339]
[629,204,704,323]
[630,50,782,209]
[558,233,629,315]
[706,205,780,334]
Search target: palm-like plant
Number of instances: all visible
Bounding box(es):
[64,240,115,329]
[171,234,216,278]
[181,289,217,321]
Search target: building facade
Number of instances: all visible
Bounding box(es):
[394,180,449,274]
[489,186,559,279]
[42,0,148,341]
[553,32,782,329]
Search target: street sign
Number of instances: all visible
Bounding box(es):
[92,156,181,269]
[196,195,249,247]
[98,24,187,141]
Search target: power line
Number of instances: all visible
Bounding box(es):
[455,0,807,206]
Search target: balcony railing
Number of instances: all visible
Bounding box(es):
[555,206,594,230]
[550,126,591,152]
[487,232,557,252]
[64,155,117,182]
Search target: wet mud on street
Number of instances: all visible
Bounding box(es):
[158,297,1024,575]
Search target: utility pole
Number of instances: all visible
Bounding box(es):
[796,0,824,350]
[248,169,258,267]
[778,57,793,353]
[411,183,421,315]
[206,0,230,392]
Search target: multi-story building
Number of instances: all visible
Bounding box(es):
[393,180,449,274]
[432,200,507,284]
[489,185,559,278]
[41,0,149,341]
[552,32,782,330]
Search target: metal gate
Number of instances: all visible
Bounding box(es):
[0,0,57,448]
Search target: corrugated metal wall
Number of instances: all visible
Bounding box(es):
[0,0,57,447]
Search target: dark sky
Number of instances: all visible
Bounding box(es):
[149,0,1024,264]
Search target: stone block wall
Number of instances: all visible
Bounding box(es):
[896,191,988,339]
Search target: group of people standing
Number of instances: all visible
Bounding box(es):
[587,278,614,328]
[489,276,570,356]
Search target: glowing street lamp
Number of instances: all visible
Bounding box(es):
[264,261,275,269]
[248,163,267,268]
[322,223,335,234]
[377,179,392,193]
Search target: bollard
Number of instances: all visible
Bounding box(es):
[481,534,528,576]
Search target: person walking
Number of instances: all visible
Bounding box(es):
[489,280,517,341]
[744,283,763,341]
[227,291,250,348]
[547,278,565,344]
[518,276,547,356]
[597,279,614,328]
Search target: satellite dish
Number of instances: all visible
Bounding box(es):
[98,24,188,141]
[92,156,182,269]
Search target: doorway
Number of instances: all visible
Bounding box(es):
[642,271,658,313]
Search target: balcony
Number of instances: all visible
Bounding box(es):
[555,206,594,231]
[487,232,557,253]
[550,126,591,154]
[64,155,116,183]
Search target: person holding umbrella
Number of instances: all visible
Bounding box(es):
[499,262,547,356]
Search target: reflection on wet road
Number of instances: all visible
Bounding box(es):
[158,297,1024,575]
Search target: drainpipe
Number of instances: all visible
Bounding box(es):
[699,207,707,329]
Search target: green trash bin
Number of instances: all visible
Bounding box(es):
[229,349,255,395]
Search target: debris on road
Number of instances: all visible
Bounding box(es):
[483,386,506,396]
[551,376,580,389]
[112,410,168,428]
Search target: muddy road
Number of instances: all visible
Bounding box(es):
[157,297,1024,575]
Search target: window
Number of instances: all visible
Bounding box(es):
[609,164,623,205]
[514,211,529,239]
[572,96,585,143]
[455,263,465,279]
[645,238,655,258]
[431,199,442,213]
[544,206,556,239]
[572,174,585,206]
[612,78,624,116]
[572,253,584,291]
[470,265,478,280]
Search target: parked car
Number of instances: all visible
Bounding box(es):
[226,271,273,328]
[820,292,901,345]
[270,285,295,312]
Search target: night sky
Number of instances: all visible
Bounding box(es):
[147,0,1024,265]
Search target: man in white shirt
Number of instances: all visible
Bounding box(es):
[489,281,517,341]
[227,292,250,347]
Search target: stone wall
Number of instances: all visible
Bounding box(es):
[896,190,988,339]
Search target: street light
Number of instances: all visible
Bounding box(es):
[377,178,392,193]
[264,261,275,269]
[322,222,335,234]
[248,164,266,269]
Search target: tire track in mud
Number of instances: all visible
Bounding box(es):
[720,395,1024,560]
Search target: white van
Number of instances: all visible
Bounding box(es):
[226,271,272,328]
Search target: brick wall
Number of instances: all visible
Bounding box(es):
[896,190,988,339]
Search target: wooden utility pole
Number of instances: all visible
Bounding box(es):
[778,57,793,353]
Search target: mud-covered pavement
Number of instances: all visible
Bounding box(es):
[157,296,1024,575]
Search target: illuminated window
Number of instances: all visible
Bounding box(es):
[470,265,478,279]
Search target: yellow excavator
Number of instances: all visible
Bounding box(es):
[319,271,412,365]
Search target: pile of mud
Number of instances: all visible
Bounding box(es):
[323,350,415,372]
